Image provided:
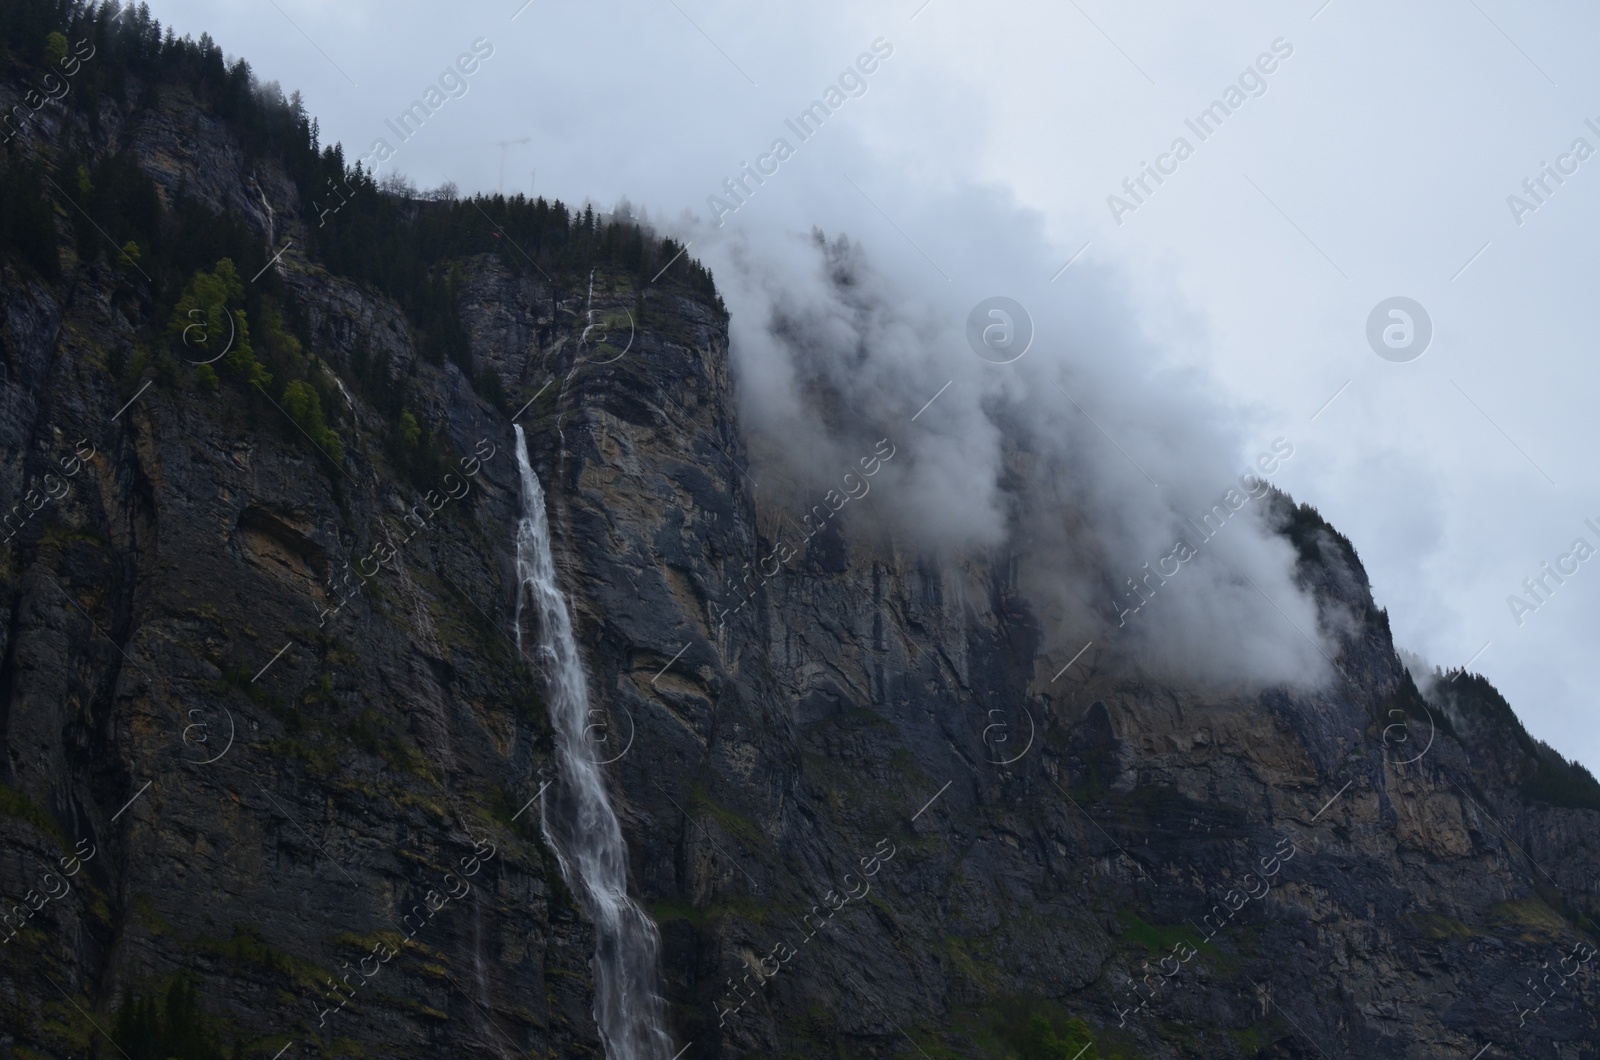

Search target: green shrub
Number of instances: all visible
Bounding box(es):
[282,380,344,462]
[42,30,68,65]
[167,259,269,388]
[1020,1014,1103,1060]
[111,976,230,1060]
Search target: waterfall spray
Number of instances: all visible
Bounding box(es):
[513,425,675,1060]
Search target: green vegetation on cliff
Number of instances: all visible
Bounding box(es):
[2,0,722,485]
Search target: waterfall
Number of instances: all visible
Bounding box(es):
[512,425,675,1060]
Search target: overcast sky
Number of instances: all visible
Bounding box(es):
[140,0,1600,772]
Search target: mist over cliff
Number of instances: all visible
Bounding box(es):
[692,202,1331,690]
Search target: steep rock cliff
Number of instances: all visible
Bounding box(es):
[2,9,1599,1060]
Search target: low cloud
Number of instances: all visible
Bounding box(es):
[684,177,1337,692]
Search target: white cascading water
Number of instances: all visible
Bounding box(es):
[512,425,675,1060]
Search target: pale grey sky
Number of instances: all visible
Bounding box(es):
[144,0,1600,772]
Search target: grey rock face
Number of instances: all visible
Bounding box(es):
[2,57,1598,1060]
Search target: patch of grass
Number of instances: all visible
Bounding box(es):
[649,894,772,927]
[1232,1021,1268,1055]
[38,524,111,551]
[1416,912,1477,939]
[649,898,709,926]
[1117,909,1204,954]
[193,924,327,992]
[299,671,336,708]
[1489,898,1569,941]
[331,929,405,956]
[220,662,279,710]
[130,892,172,936]
[941,933,1005,994]
[342,709,431,779]
[986,998,1135,1060]
[482,784,544,844]
[689,784,766,848]
[890,748,931,785]
[262,737,339,777]
[939,1005,1014,1058]
[0,781,62,839]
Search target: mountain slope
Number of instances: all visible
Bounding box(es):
[2,5,1598,1059]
